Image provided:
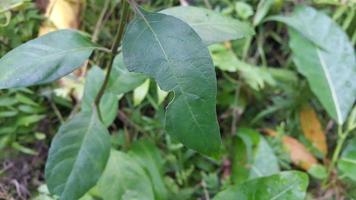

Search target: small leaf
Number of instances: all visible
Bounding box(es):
[0,29,97,89]
[338,137,356,181]
[308,164,327,180]
[264,129,318,170]
[133,79,150,106]
[97,150,155,200]
[253,0,275,26]
[214,171,309,200]
[270,6,356,124]
[232,128,280,184]
[157,84,168,105]
[123,8,221,156]
[160,6,254,45]
[299,104,328,156]
[45,109,110,200]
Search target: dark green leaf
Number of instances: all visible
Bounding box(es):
[45,109,110,200]
[160,6,254,45]
[97,150,155,200]
[270,6,356,124]
[214,171,309,200]
[0,29,97,89]
[123,9,221,156]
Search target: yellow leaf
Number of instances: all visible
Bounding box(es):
[39,0,84,36]
[299,104,328,156]
[263,128,318,171]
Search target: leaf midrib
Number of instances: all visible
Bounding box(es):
[138,13,206,136]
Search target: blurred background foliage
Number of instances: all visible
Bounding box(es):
[0,0,355,199]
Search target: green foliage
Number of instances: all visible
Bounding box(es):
[122,8,221,156]
[160,6,254,45]
[0,30,97,89]
[338,137,356,181]
[270,5,356,124]
[45,109,110,200]
[214,171,309,200]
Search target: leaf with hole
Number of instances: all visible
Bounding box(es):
[122,8,221,156]
[45,109,110,200]
[0,29,97,89]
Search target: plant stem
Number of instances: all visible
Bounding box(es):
[324,125,350,187]
[94,0,130,120]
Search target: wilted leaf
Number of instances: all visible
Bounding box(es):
[264,129,318,170]
[39,0,84,35]
[270,6,356,124]
[45,109,110,200]
[214,171,309,200]
[299,104,327,156]
[0,30,97,89]
[123,8,221,156]
[160,6,254,45]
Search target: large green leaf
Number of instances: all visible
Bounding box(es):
[160,6,254,45]
[232,128,280,185]
[122,9,221,156]
[0,29,97,89]
[97,150,155,200]
[81,66,118,127]
[129,140,168,200]
[214,171,309,200]
[269,6,356,124]
[338,137,356,181]
[45,109,110,200]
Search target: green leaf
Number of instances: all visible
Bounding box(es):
[269,6,356,124]
[97,150,155,200]
[81,66,118,127]
[232,128,280,184]
[157,84,168,105]
[133,79,150,106]
[214,171,309,200]
[107,54,147,95]
[0,29,97,89]
[338,137,356,181]
[253,0,275,26]
[129,140,168,200]
[160,6,254,45]
[45,109,110,200]
[122,9,221,156]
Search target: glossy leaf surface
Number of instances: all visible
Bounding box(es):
[0,29,97,89]
[270,6,356,124]
[214,171,309,200]
[123,9,221,156]
[45,109,110,200]
[160,6,254,45]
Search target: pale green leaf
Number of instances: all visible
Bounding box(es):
[97,150,155,200]
[45,109,110,200]
[214,171,309,200]
[160,6,254,45]
[270,6,356,124]
[0,30,97,89]
[133,79,150,106]
[123,9,221,156]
